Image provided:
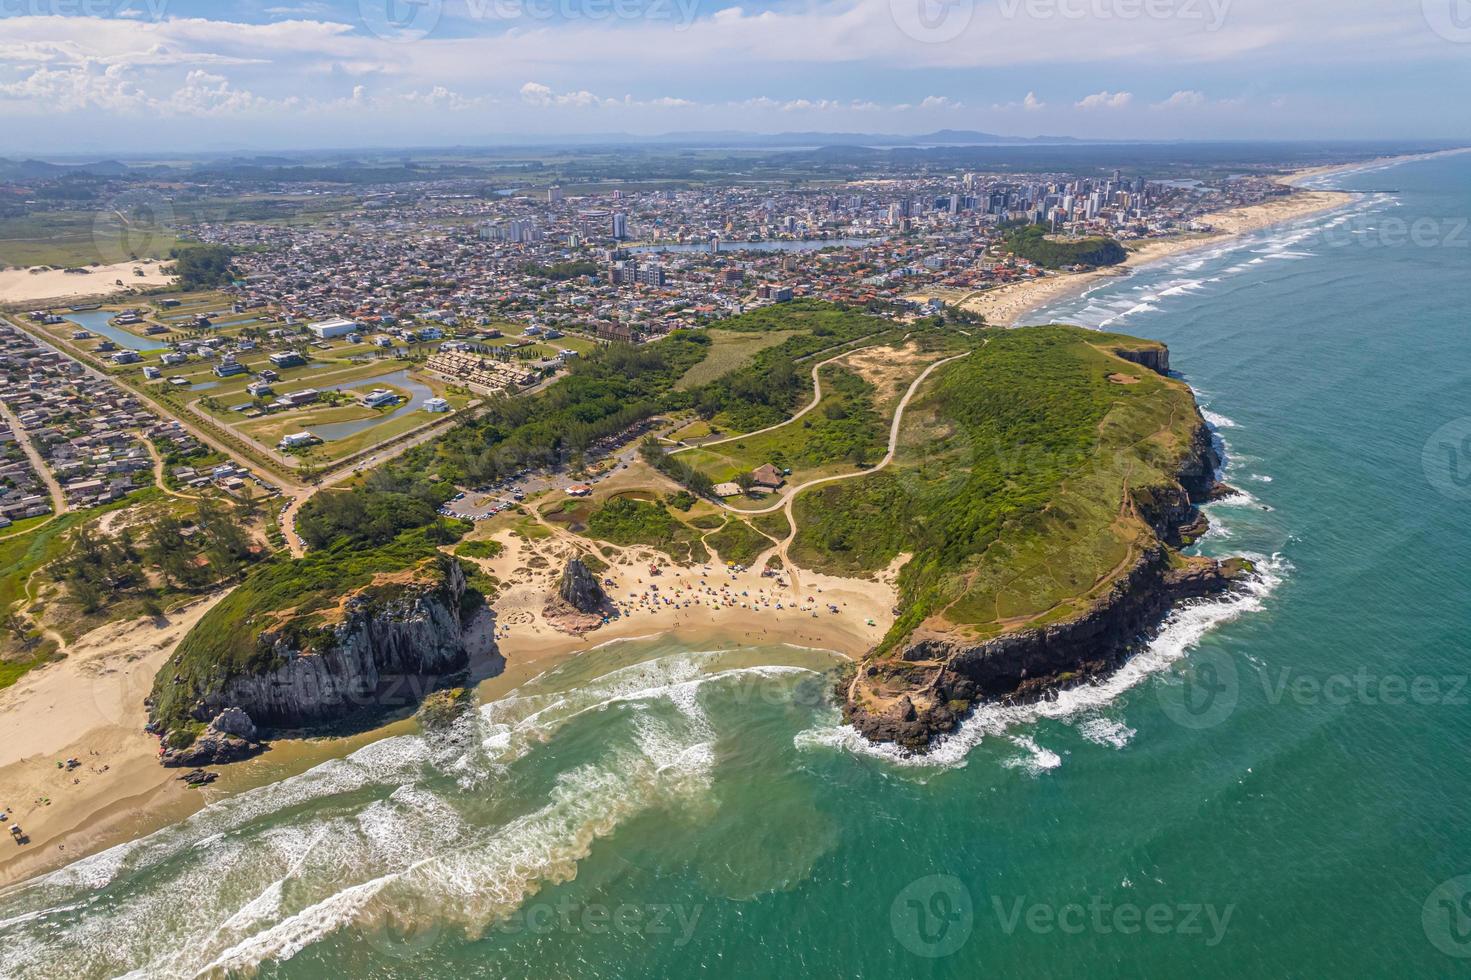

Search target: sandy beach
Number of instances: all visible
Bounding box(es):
[950,183,1354,328]
[0,514,896,884]
[0,593,225,886]
[0,260,176,308]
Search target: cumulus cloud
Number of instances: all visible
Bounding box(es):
[994,91,1046,111]
[1153,89,1206,109]
[1075,90,1133,109]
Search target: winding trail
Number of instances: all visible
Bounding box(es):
[714,350,971,519]
[719,348,973,591]
[670,345,879,455]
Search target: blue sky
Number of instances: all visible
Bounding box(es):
[1,0,1469,153]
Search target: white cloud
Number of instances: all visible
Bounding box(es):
[1075,90,1133,110]
[994,91,1046,111]
[1153,89,1206,109]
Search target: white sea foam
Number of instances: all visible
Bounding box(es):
[1202,409,1237,429]
[795,554,1290,770]
[1077,716,1136,749]
[1002,736,1063,776]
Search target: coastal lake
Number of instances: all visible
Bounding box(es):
[4,154,1471,977]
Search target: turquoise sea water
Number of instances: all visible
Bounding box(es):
[4,153,1471,977]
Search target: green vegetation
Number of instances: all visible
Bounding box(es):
[523,259,599,281]
[687,300,892,432]
[789,326,1197,650]
[167,244,236,289]
[706,518,770,566]
[150,520,468,732]
[1004,224,1127,269]
[585,496,708,563]
[454,539,504,561]
[675,328,801,390]
[682,365,886,483]
[0,495,157,688]
[299,301,891,548]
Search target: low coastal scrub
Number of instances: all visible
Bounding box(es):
[706,519,770,567]
[584,496,708,563]
[791,325,1197,649]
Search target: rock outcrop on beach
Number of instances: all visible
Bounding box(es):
[559,558,608,614]
[153,557,476,760]
[843,339,1251,752]
[159,708,264,767]
[543,557,613,635]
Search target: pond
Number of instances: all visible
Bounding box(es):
[62,310,160,352]
[310,369,435,442]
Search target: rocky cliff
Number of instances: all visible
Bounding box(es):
[155,557,473,759]
[844,347,1248,752]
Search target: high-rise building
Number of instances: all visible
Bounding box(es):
[547,185,564,203]
[612,212,628,240]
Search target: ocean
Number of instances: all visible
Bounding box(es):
[3,153,1470,978]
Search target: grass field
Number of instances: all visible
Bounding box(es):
[675,328,802,390]
[0,212,180,269]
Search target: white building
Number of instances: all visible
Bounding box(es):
[307,317,358,340]
[279,432,318,448]
[362,389,400,409]
[423,397,450,413]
